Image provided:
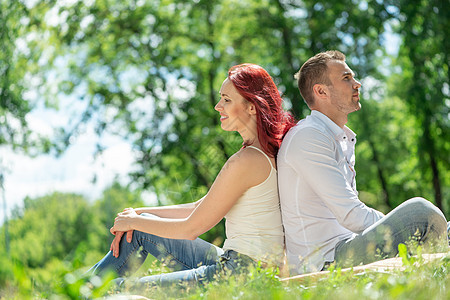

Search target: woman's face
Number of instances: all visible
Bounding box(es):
[215,78,253,133]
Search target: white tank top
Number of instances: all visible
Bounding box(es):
[222,146,284,265]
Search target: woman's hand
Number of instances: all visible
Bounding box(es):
[110,230,134,257]
[123,207,136,213]
[109,207,137,257]
[110,208,138,234]
[110,231,124,257]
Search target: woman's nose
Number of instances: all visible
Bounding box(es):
[214,100,222,111]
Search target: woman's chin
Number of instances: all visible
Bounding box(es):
[220,123,230,131]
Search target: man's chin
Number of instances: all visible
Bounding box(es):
[348,105,361,114]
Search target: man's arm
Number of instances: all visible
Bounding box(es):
[286,127,384,233]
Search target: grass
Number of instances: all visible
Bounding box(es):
[1,248,450,299]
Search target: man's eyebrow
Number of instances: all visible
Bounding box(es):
[342,71,356,77]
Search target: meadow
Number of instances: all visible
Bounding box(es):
[3,245,449,299]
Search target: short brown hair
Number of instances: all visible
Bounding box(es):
[294,50,346,107]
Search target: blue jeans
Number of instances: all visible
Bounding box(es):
[333,198,448,268]
[87,214,255,287]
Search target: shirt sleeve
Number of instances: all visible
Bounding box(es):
[285,127,384,233]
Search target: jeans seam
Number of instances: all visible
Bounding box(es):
[117,243,141,274]
[394,224,425,241]
[376,224,425,255]
[141,236,193,269]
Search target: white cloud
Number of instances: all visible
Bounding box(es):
[0,82,148,225]
[0,130,136,224]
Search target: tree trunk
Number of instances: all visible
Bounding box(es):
[360,108,390,208]
[423,122,443,212]
[273,0,304,117]
[367,137,390,208]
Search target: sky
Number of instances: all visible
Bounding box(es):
[0,104,138,225]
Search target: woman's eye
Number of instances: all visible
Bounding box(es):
[224,98,231,102]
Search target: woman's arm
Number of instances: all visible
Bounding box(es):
[133,198,204,219]
[110,198,207,257]
[111,147,271,240]
[109,199,205,257]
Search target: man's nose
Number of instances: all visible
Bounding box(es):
[353,79,362,89]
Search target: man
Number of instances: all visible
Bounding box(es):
[277,50,447,275]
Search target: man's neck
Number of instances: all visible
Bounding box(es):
[313,108,347,128]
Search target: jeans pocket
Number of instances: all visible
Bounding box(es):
[220,250,256,275]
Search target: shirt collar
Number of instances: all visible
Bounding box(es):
[310,110,356,142]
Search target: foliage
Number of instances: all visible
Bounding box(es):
[186,257,450,300]
[8,192,93,268]
[2,237,450,299]
[0,0,56,154]
[1,184,450,298]
[388,0,449,213]
[0,0,31,148]
[91,181,145,250]
[0,183,144,293]
[1,0,448,296]
[3,0,448,219]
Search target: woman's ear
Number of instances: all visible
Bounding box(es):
[247,103,257,115]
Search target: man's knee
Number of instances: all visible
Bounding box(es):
[401,197,447,236]
[401,197,443,218]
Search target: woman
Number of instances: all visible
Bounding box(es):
[88,63,296,287]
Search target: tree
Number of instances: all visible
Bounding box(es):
[387,0,449,214]
[0,1,32,148]
[92,182,145,249]
[8,193,93,268]
[7,0,448,229]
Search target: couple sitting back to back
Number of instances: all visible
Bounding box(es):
[88,51,448,287]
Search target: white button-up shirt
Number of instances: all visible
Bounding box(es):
[277,110,384,275]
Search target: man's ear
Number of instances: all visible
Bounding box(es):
[313,83,328,99]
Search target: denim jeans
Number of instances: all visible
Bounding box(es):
[87,214,256,287]
[333,198,448,268]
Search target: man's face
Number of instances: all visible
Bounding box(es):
[326,60,362,115]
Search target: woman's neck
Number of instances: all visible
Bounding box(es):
[242,136,261,149]
[239,118,259,147]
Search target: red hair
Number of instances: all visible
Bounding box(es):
[228,64,296,157]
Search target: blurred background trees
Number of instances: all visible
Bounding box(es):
[0,0,448,292]
[1,1,32,149]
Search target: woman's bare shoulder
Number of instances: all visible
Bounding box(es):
[228,147,268,164]
[224,147,272,185]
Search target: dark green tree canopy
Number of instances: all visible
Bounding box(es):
[2,0,448,216]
